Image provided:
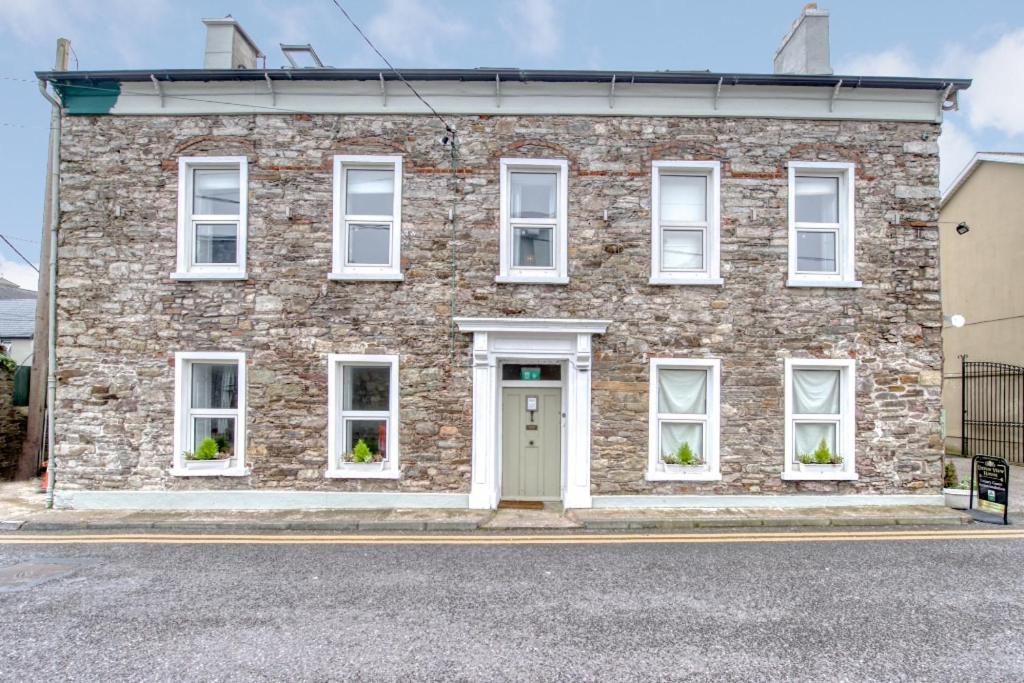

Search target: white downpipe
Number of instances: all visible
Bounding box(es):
[39,79,60,509]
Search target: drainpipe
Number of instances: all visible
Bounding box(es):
[38,74,62,509]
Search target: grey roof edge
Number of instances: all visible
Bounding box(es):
[36,68,971,92]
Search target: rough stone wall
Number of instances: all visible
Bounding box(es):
[0,367,26,479]
[54,113,943,496]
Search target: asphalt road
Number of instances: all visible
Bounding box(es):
[1,531,1022,682]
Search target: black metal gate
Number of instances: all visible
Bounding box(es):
[961,356,1024,465]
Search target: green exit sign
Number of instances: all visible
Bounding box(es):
[520,367,541,381]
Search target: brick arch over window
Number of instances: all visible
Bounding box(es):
[172,135,256,158]
[645,143,724,165]
[493,140,575,165]
[329,136,408,157]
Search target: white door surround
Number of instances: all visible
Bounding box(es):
[454,318,612,510]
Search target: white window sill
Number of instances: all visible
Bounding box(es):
[328,272,404,282]
[648,276,724,286]
[169,467,250,477]
[495,274,569,285]
[325,468,401,480]
[781,471,859,481]
[645,471,723,482]
[786,279,862,289]
[170,271,248,281]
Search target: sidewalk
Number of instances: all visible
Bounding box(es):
[1,480,971,533]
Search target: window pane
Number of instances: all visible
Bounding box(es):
[658,369,707,414]
[660,422,704,461]
[796,231,837,272]
[193,417,235,455]
[193,168,240,215]
[513,227,553,268]
[795,176,839,223]
[794,422,838,460]
[191,363,238,409]
[344,366,390,411]
[345,418,387,459]
[346,168,394,216]
[510,172,557,219]
[347,224,391,265]
[793,369,840,414]
[659,174,706,222]
[662,229,704,271]
[194,224,238,264]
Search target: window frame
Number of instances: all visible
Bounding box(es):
[326,353,401,479]
[650,160,722,285]
[497,158,569,284]
[331,155,404,281]
[646,357,722,482]
[783,357,858,481]
[786,161,860,288]
[173,156,248,280]
[171,351,248,477]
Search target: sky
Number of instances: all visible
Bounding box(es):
[2,0,1023,290]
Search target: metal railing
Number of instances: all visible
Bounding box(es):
[962,356,1024,465]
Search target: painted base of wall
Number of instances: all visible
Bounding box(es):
[590,494,945,509]
[55,490,470,511]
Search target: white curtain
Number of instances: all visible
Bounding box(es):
[794,176,839,223]
[662,229,703,270]
[193,169,240,215]
[346,168,394,216]
[659,174,706,222]
[658,369,707,414]
[510,172,556,219]
[191,363,237,409]
[661,422,704,460]
[795,422,837,459]
[793,369,840,414]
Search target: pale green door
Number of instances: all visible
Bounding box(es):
[501,387,562,500]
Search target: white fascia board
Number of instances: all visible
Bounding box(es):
[110,80,947,123]
[941,152,1024,208]
[453,317,612,335]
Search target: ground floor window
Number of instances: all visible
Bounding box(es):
[327,354,400,479]
[647,358,722,481]
[172,351,247,476]
[783,358,857,481]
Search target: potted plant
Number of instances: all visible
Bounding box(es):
[343,439,385,469]
[794,439,843,472]
[942,462,971,510]
[662,442,705,473]
[184,436,234,470]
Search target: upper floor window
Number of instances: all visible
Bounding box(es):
[172,351,248,477]
[331,155,404,281]
[650,161,722,285]
[327,354,401,479]
[646,358,722,482]
[173,157,248,280]
[783,358,857,481]
[787,161,860,288]
[497,158,569,284]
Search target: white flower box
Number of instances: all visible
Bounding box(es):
[793,462,843,474]
[943,487,971,510]
[663,462,707,475]
[184,457,234,471]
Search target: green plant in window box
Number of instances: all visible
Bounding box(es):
[663,442,703,467]
[348,439,376,464]
[187,437,223,461]
[797,439,842,466]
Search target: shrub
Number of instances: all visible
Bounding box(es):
[214,434,231,454]
[192,437,221,460]
[798,439,842,465]
[350,439,374,463]
[676,442,699,465]
[943,462,959,488]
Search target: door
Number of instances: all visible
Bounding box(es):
[501,387,562,500]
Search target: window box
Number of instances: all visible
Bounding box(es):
[793,461,843,474]
[327,354,401,479]
[786,161,859,288]
[662,462,709,476]
[182,456,235,471]
[331,155,404,281]
[650,161,721,284]
[498,158,569,284]
[647,358,722,482]
[173,157,248,280]
[172,351,247,477]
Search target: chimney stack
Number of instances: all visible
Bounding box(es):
[202,17,263,69]
[773,4,832,75]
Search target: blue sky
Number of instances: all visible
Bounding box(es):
[2,0,1023,288]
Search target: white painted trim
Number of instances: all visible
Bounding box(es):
[647,358,722,481]
[941,152,1024,207]
[109,80,949,123]
[172,351,247,475]
[328,272,404,282]
[332,155,404,280]
[498,158,569,283]
[787,161,856,286]
[453,317,611,335]
[589,494,944,509]
[327,353,401,478]
[54,490,469,510]
[649,277,723,286]
[784,357,857,481]
[650,160,721,283]
[785,279,861,289]
[176,156,248,278]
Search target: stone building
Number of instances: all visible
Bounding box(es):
[37,8,970,510]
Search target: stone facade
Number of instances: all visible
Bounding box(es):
[53,113,943,497]
[0,366,26,479]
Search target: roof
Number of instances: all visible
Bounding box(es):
[0,278,36,301]
[941,152,1024,207]
[0,299,36,339]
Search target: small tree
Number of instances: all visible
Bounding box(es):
[192,437,221,460]
[350,438,374,463]
[943,462,959,489]
[675,442,699,466]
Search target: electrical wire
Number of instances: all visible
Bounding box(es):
[0,234,40,272]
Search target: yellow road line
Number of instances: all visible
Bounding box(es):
[0,529,1022,545]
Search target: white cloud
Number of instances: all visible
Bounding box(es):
[837,47,920,77]
[0,255,38,291]
[501,0,560,60]
[964,28,1024,136]
[365,0,469,65]
[938,120,977,192]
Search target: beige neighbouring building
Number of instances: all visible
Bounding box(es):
[940,153,1024,455]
